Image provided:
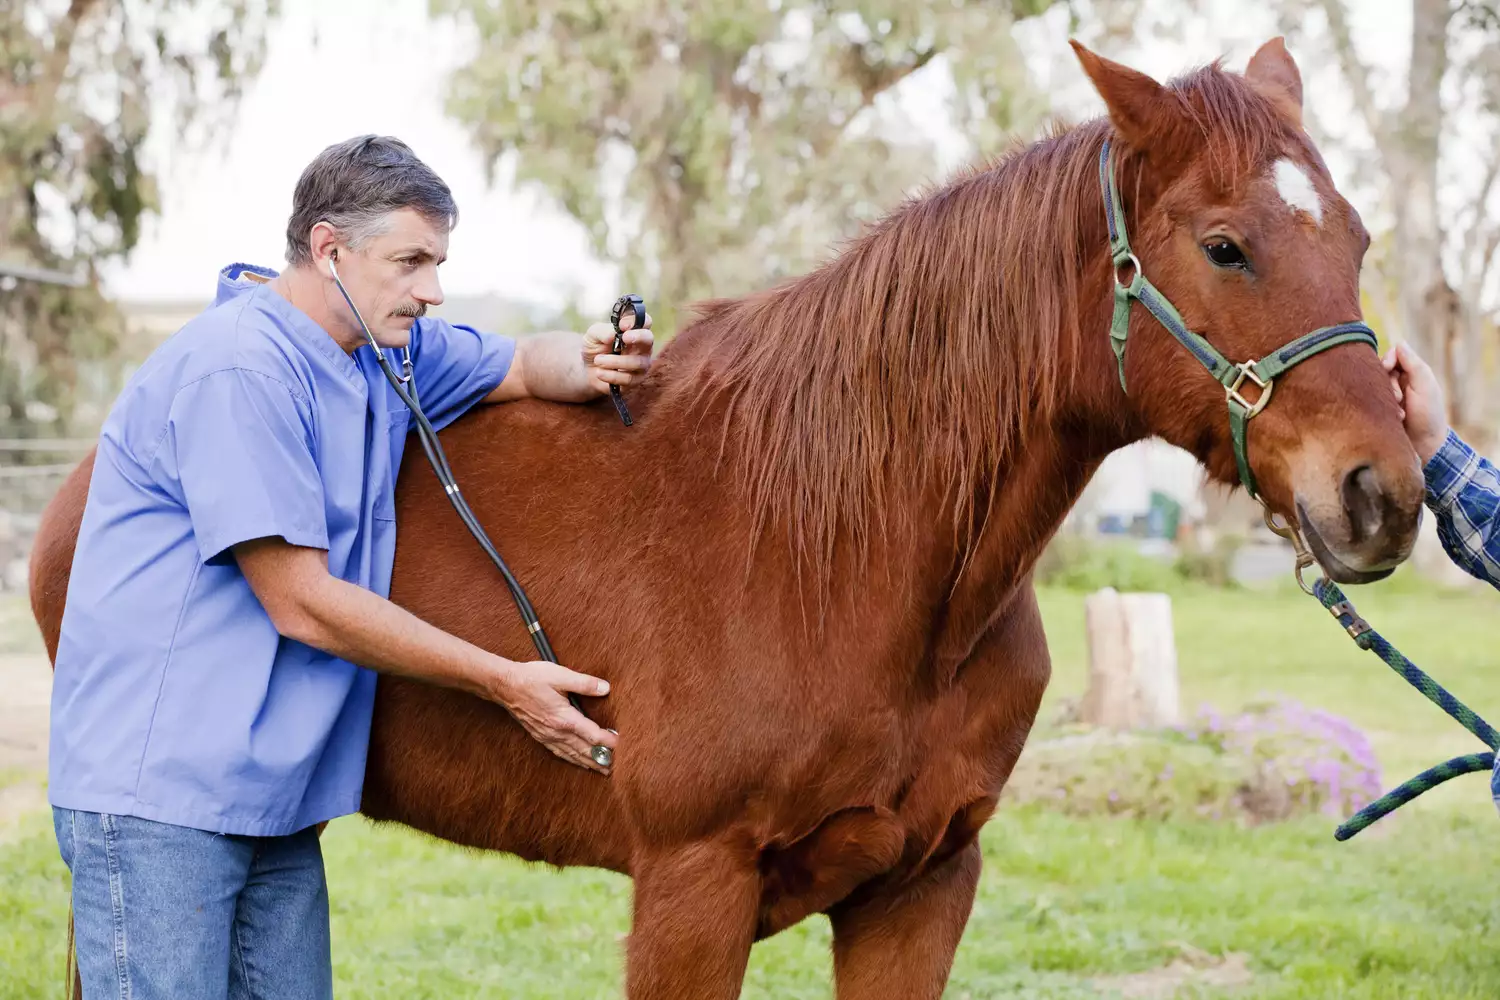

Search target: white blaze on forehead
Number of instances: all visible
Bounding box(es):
[1273,159,1324,225]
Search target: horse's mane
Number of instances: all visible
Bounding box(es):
[667,63,1298,585]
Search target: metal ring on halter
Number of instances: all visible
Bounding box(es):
[1261,503,1318,595]
[1113,252,1141,288]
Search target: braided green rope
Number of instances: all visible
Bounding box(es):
[1334,753,1494,841]
[1311,578,1498,840]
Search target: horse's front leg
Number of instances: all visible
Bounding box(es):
[626,840,761,1000]
[828,839,983,1000]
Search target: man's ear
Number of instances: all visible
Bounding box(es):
[307,221,341,278]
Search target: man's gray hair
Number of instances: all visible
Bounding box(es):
[285,135,457,267]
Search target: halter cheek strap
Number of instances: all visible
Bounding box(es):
[1098,138,1379,499]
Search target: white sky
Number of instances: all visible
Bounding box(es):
[102,0,1416,311]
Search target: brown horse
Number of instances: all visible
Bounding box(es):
[30,38,1422,998]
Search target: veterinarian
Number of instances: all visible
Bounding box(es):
[47,134,652,998]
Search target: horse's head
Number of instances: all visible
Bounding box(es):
[1071,37,1422,585]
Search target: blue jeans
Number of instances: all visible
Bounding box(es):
[53,808,332,999]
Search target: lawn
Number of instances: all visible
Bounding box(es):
[2,573,1498,998]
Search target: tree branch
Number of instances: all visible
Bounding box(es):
[1483,230,1500,291]
[37,0,104,104]
[835,9,942,107]
[848,44,938,104]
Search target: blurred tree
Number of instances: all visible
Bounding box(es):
[432,0,1084,334]
[0,0,278,434]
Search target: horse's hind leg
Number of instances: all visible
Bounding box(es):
[626,841,760,1000]
[828,841,982,1000]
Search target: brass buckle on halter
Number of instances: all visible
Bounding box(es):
[1226,361,1274,418]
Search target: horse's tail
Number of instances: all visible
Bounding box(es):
[64,892,80,1000]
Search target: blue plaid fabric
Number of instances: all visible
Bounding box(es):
[1424,429,1500,591]
[1421,430,1500,817]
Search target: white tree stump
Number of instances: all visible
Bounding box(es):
[1079,588,1180,729]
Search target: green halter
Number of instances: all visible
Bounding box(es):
[1098,138,1379,499]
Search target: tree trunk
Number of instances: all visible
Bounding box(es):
[1392,0,1453,366]
[1080,588,1180,729]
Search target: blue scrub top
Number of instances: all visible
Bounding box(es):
[48,263,516,836]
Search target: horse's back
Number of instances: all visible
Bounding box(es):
[29,449,94,665]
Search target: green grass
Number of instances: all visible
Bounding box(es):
[1034,573,1500,796]
[2,577,1499,998]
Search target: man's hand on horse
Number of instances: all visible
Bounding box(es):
[581,309,653,396]
[494,661,619,775]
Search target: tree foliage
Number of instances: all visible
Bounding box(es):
[0,0,277,432]
[434,0,1072,332]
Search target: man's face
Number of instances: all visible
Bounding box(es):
[332,207,449,350]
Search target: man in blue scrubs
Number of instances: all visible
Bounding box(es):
[47,135,653,998]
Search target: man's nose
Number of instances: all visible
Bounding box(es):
[415,272,444,307]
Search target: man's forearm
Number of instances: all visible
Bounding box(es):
[516,331,593,402]
[290,572,512,700]
[232,535,614,772]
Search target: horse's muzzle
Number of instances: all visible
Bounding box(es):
[1296,461,1422,584]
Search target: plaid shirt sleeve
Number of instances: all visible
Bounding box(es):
[1423,429,1500,589]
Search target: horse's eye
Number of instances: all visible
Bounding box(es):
[1204,239,1248,269]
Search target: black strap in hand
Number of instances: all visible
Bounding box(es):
[607,294,644,427]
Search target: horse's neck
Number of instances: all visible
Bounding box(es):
[636,142,1144,667]
[920,423,1118,672]
[919,298,1143,676]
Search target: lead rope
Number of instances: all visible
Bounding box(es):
[1314,577,1498,840]
[1262,506,1498,839]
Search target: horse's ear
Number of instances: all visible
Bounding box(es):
[1069,40,1181,150]
[1245,36,1304,127]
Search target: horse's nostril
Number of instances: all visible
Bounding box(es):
[1341,465,1383,545]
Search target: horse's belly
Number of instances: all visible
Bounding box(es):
[361,676,635,873]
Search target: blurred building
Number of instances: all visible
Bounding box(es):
[1066,440,1208,542]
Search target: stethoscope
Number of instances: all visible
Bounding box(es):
[327,250,628,770]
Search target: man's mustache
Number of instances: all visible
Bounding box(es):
[392,303,427,319]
